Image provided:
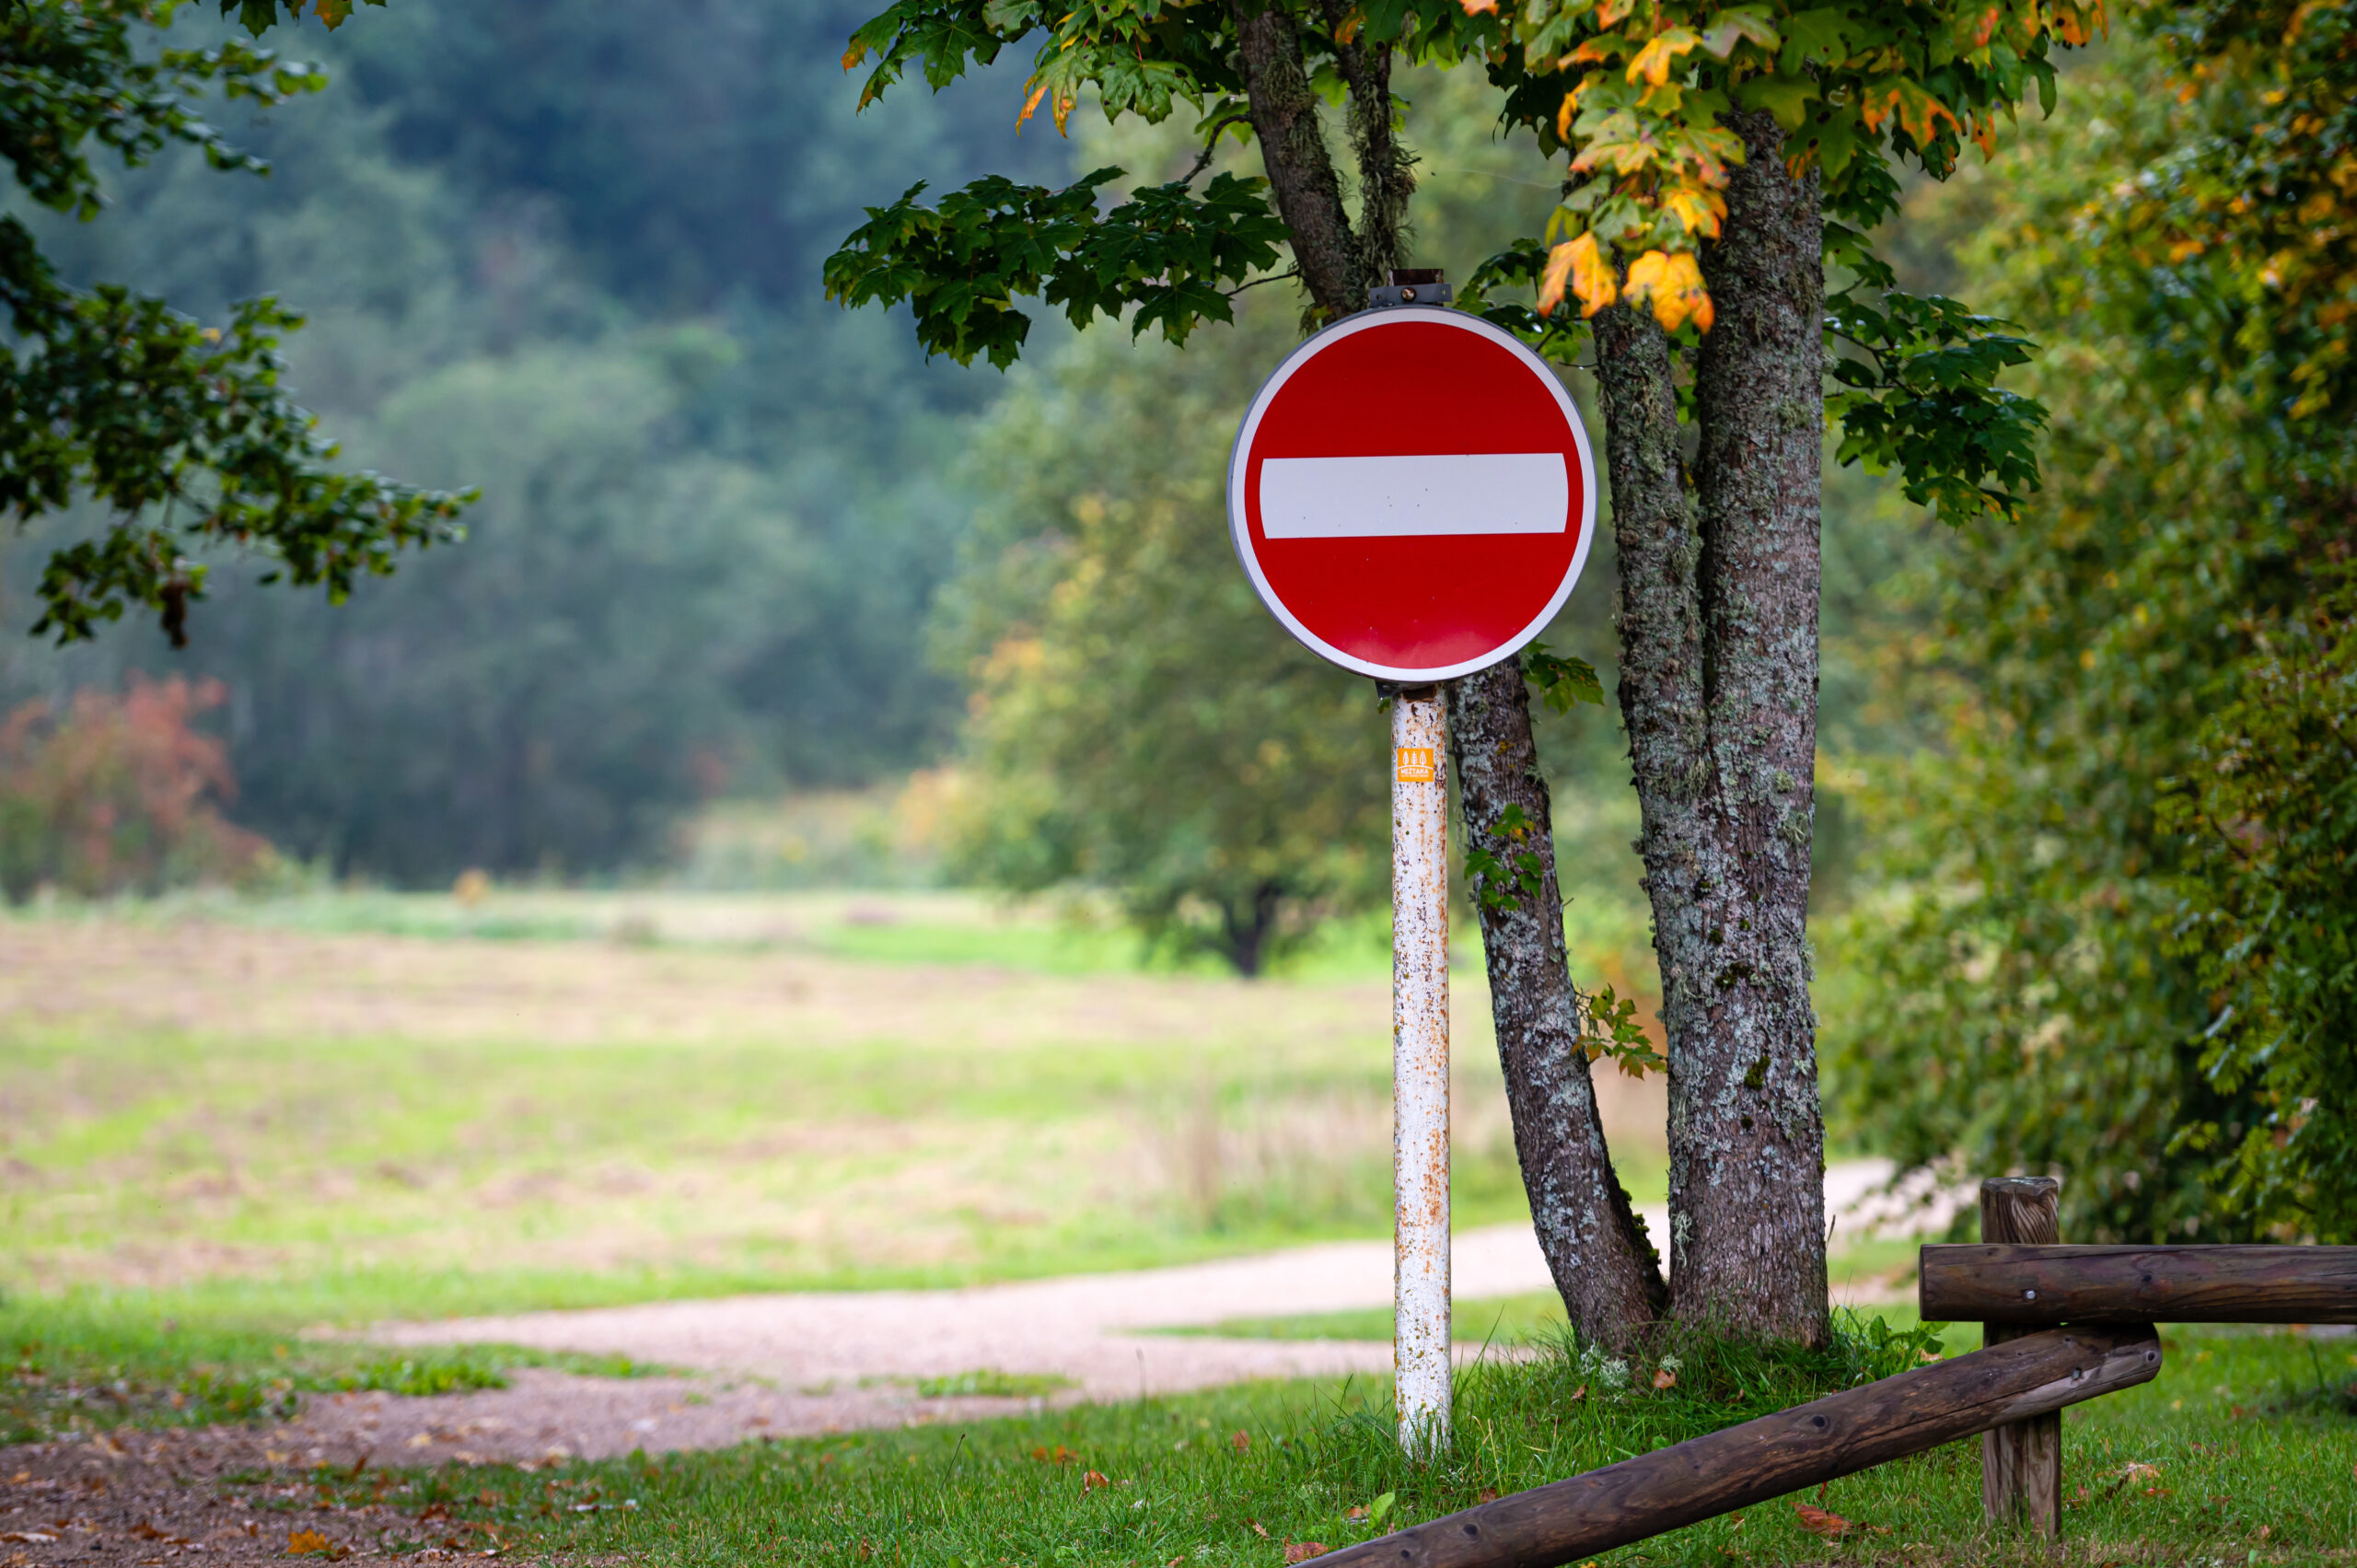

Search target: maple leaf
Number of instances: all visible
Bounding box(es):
[1662,184,1726,238]
[1790,1501,1855,1537]
[1625,249,1713,331]
[311,0,354,28]
[1625,28,1700,87]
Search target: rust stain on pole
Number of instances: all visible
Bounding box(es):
[1392,689,1450,1457]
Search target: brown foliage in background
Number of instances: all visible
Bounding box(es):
[0,675,273,901]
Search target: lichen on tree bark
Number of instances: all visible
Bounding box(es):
[1596,109,1830,1345]
[1449,659,1669,1342]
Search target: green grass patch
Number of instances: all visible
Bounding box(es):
[0,1294,656,1444]
[911,1369,1082,1399]
[304,1321,2356,1565]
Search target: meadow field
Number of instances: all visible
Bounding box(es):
[0,888,1666,1319]
[4,889,2350,1568]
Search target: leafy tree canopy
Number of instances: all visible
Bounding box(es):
[825,0,2087,525]
[3,0,466,647]
[1829,1,2357,1243]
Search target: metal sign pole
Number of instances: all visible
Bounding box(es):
[1390,684,1450,1458]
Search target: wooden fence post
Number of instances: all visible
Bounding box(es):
[1980,1176,2062,1536]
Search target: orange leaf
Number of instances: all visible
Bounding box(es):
[1083,1469,1111,1491]
[1791,1502,1855,1538]
[842,40,868,70]
[1231,1430,1251,1453]
[1016,79,1051,131]
[1334,7,1365,43]
[1283,1546,1329,1564]
[1459,0,1499,16]
[1651,1366,1678,1389]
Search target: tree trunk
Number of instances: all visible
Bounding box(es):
[1450,660,1668,1342]
[1229,29,1661,1342]
[1230,0,1365,313]
[1595,110,1829,1344]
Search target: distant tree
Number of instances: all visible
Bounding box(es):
[941,309,1387,976]
[827,0,2077,1345]
[2,0,466,648]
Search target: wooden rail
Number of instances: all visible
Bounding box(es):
[1308,1324,2161,1568]
[1921,1244,2357,1325]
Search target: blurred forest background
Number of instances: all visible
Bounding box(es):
[3,0,2351,1252]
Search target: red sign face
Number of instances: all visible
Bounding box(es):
[1226,307,1596,682]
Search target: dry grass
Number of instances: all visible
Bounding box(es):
[0,905,1666,1300]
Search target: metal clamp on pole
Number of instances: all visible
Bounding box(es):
[1389,682,1450,1458]
[1367,267,1454,310]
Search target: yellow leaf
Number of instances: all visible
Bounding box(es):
[1662,183,1726,238]
[1556,88,1579,141]
[1568,232,1618,317]
[1625,27,1700,86]
[1624,249,1713,332]
[1596,0,1638,22]
[1540,233,1618,319]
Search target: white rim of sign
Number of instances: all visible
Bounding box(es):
[1225,305,1598,683]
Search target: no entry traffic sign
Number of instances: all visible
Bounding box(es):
[1225,305,1596,683]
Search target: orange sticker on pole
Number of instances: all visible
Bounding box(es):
[1396,746,1438,783]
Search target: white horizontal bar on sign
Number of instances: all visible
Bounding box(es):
[1259,453,1569,539]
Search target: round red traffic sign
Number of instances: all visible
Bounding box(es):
[1225,306,1596,682]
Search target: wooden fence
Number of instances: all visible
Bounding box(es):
[1312,1178,2357,1568]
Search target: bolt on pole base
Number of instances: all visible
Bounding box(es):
[1391,688,1450,1458]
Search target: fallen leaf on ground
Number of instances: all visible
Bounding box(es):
[285,1528,337,1557]
[1283,1544,1328,1563]
[1792,1502,1856,1538]
[1232,1431,1250,1453]
[1083,1470,1110,1491]
[1652,1367,1678,1390]
[1568,1384,1587,1403]
[1249,1521,1270,1539]
[0,1534,55,1545]
[1031,1445,1077,1465]
[1346,1507,1367,1522]
[1478,1489,1500,1504]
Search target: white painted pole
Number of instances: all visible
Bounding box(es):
[1390,688,1450,1458]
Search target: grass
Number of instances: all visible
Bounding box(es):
[0,1294,655,1445]
[262,1322,2357,1566]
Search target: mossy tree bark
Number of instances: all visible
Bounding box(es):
[1595,110,1830,1345]
[1225,11,1667,1345]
